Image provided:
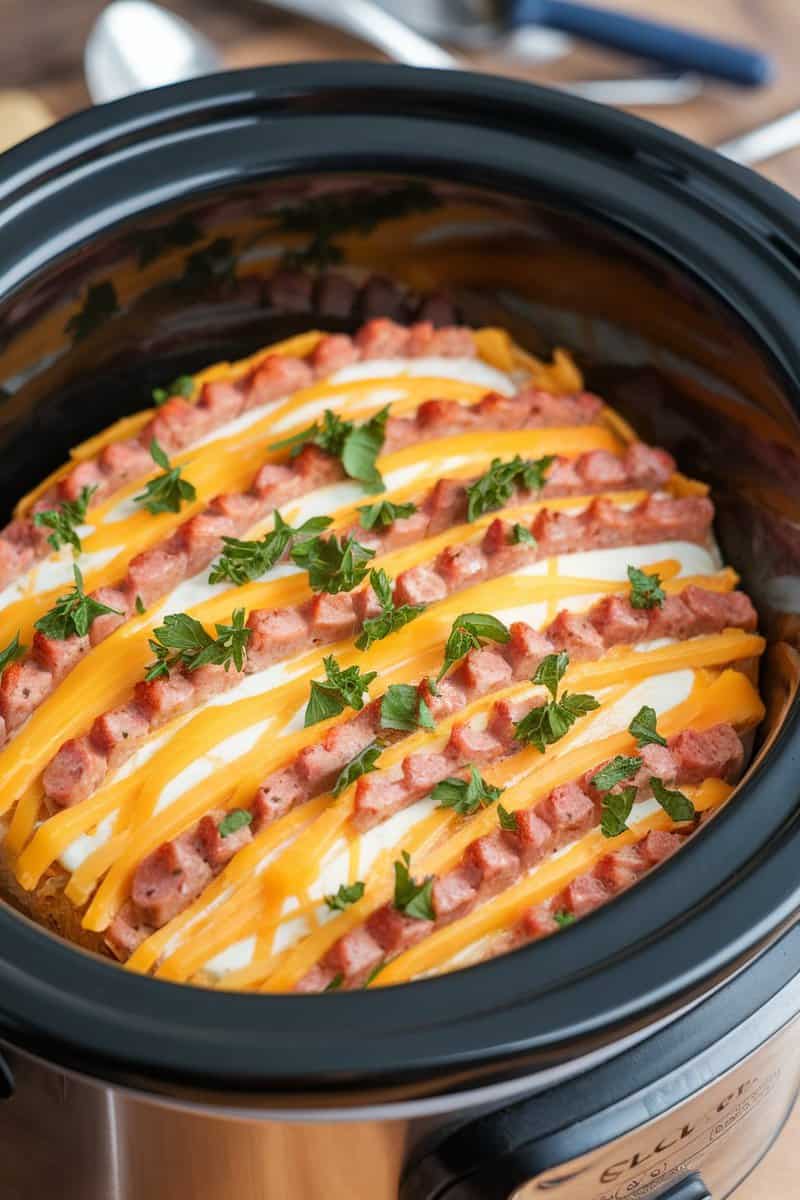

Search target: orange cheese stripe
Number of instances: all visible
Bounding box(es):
[260,669,762,992]
[375,778,732,986]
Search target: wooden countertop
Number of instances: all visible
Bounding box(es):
[0,1,798,1194]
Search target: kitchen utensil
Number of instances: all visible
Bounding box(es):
[717,106,800,167]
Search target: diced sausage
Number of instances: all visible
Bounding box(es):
[306,592,358,643]
[131,837,213,927]
[394,564,447,607]
[547,611,605,661]
[43,736,107,807]
[127,540,189,608]
[354,316,410,358]
[88,587,131,646]
[367,903,432,956]
[246,608,309,669]
[590,594,649,646]
[310,334,358,375]
[90,703,150,768]
[32,631,89,683]
[197,811,253,868]
[0,660,52,732]
[669,723,743,784]
[133,671,195,723]
[538,781,596,842]
[247,354,313,408]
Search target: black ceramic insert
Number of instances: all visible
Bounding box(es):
[0,64,798,1102]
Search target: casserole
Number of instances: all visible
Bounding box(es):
[0,62,798,1199]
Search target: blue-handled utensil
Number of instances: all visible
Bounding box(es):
[506,0,773,87]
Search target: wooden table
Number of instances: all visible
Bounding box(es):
[0,1,798,1195]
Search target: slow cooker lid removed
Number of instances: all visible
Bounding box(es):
[0,63,798,1099]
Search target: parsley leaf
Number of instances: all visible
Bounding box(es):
[305,655,377,727]
[218,809,253,838]
[592,755,641,792]
[33,485,97,555]
[466,455,555,521]
[393,850,435,921]
[514,653,599,753]
[355,568,425,651]
[433,765,503,816]
[532,651,570,700]
[134,439,197,515]
[363,961,385,988]
[0,632,25,676]
[380,683,434,733]
[512,523,536,546]
[209,512,332,586]
[553,909,575,928]
[358,499,417,530]
[325,973,344,992]
[145,608,250,681]
[600,786,636,837]
[324,881,365,912]
[34,565,122,641]
[135,595,146,615]
[290,533,375,594]
[628,564,665,610]
[332,741,382,797]
[651,777,696,822]
[498,803,518,832]
[152,374,195,406]
[437,612,510,682]
[629,705,667,748]
[271,405,389,493]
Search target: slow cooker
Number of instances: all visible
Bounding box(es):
[0,63,799,1200]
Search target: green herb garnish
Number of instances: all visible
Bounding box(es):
[600,786,636,838]
[393,850,435,921]
[34,565,122,641]
[513,652,599,752]
[152,374,195,406]
[134,439,197,515]
[305,655,377,727]
[357,499,417,530]
[498,803,518,832]
[380,683,435,733]
[271,405,390,492]
[145,609,250,681]
[591,755,641,792]
[628,705,667,748]
[553,909,575,928]
[325,973,344,992]
[651,777,696,822]
[432,765,503,816]
[290,533,375,594]
[332,742,382,797]
[218,809,253,838]
[135,595,146,615]
[466,455,555,522]
[437,612,510,682]
[512,523,536,546]
[354,568,424,651]
[627,564,665,610]
[33,485,97,555]
[0,632,25,675]
[209,512,332,586]
[324,881,365,912]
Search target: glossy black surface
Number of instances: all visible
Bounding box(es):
[0,63,799,1101]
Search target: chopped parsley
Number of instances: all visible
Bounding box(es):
[498,803,518,833]
[354,568,424,651]
[34,565,122,641]
[357,498,417,530]
[553,909,575,928]
[591,755,641,792]
[33,485,97,555]
[325,973,344,992]
[0,632,25,675]
[324,881,365,912]
[514,652,599,753]
[380,683,434,733]
[432,766,503,816]
[363,961,385,988]
[392,850,435,921]
[466,455,555,521]
[218,809,253,838]
[600,786,636,838]
[271,405,390,492]
[209,512,332,586]
[512,523,536,546]
[134,594,146,615]
[627,564,665,610]
[152,374,195,406]
[332,741,382,797]
[651,777,696,822]
[144,608,250,681]
[437,612,510,682]
[305,656,377,727]
[290,532,375,594]
[134,439,197,515]
[628,705,667,748]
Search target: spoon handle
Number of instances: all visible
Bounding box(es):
[258,0,459,69]
[506,0,773,88]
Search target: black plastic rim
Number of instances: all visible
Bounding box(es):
[1,63,800,1102]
